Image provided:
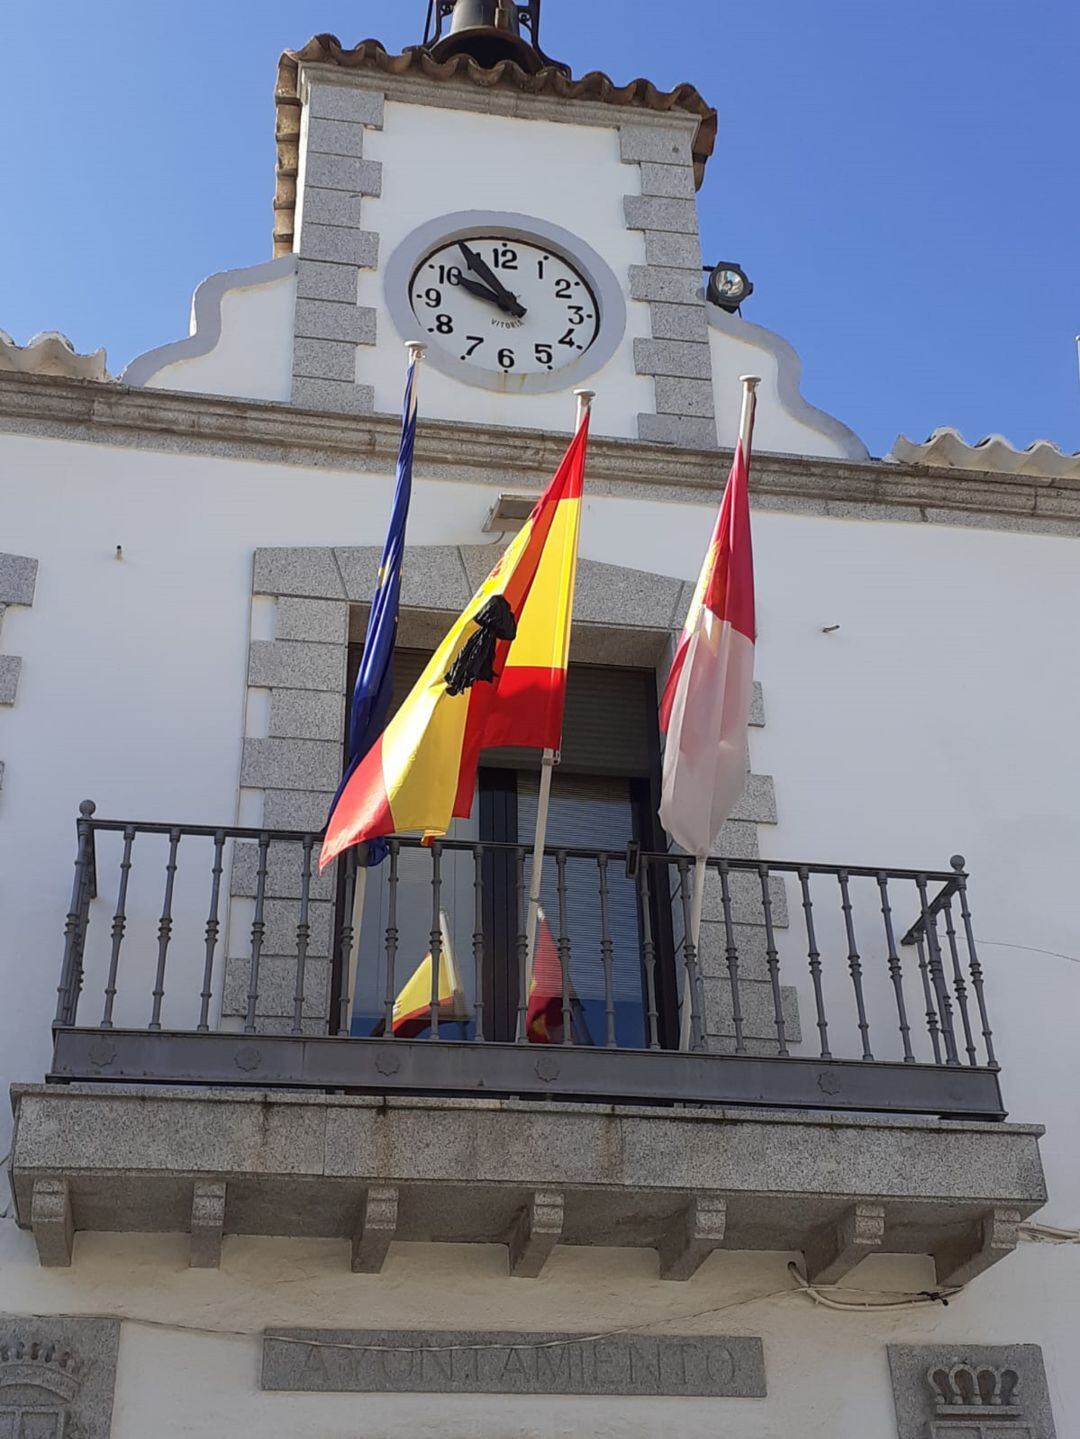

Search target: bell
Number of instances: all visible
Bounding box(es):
[426,0,546,73]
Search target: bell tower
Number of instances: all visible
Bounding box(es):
[278,4,719,444]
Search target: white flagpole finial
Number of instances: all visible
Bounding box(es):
[573,388,595,425]
[737,376,760,452]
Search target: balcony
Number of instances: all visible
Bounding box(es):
[9,804,1046,1279]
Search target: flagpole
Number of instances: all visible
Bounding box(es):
[345,342,426,1032]
[519,387,594,1038]
[680,373,761,1051]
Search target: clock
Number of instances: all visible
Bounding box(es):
[410,236,601,377]
[385,212,626,395]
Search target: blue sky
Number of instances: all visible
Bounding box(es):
[3,0,1078,458]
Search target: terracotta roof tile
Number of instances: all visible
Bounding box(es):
[274,35,716,255]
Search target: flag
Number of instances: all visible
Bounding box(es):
[525,908,593,1046]
[658,438,756,857]
[389,912,468,1038]
[320,414,589,870]
[327,356,420,864]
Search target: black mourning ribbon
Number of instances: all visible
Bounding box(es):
[444,594,517,696]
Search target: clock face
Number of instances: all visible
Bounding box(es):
[409,235,601,378]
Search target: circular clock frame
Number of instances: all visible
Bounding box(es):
[384,211,627,395]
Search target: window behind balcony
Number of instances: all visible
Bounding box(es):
[339,647,677,1047]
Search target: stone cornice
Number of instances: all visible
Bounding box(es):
[1,372,1078,536]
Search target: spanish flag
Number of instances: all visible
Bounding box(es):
[390,912,468,1038]
[320,413,589,869]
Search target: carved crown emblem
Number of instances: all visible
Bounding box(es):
[928,1363,1021,1417]
[0,1340,83,1404]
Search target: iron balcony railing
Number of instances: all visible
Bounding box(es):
[49,801,1005,1119]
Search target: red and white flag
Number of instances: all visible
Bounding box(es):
[659,428,756,858]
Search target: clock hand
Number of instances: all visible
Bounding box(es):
[459,241,527,319]
[457,275,506,306]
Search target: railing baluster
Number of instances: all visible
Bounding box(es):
[639,859,660,1050]
[382,840,400,1037]
[195,830,226,1032]
[914,934,943,1064]
[555,850,573,1045]
[798,867,830,1059]
[942,896,977,1066]
[149,828,181,1031]
[916,875,959,1065]
[290,835,314,1036]
[244,831,271,1035]
[838,869,873,1060]
[876,873,914,1063]
[515,846,529,1043]
[597,854,617,1048]
[757,862,787,1055]
[717,860,745,1055]
[101,825,135,1028]
[951,855,997,1068]
[428,841,443,1040]
[471,843,484,1042]
[335,847,359,1036]
[676,858,705,1052]
[57,801,96,1027]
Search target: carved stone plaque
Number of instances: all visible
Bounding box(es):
[888,1344,1056,1439]
[0,1315,120,1439]
[263,1329,766,1397]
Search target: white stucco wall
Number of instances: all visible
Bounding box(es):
[2,426,1077,1435]
[128,266,297,401]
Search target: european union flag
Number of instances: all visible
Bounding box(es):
[329,352,420,864]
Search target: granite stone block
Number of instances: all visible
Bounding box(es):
[254,547,344,600]
[303,153,381,196]
[297,259,364,303]
[628,265,704,305]
[887,1343,1056,1439]
[307,116,367,157]
[248,639,344,692]
[572,559,683,630]
[232,839,336,901]
[221,954,331,1019]
[749,681,765,727]
[241,737,343,793]
[729,773,777,824]
[709,819,761,861]
[300,223,381,267]
[618,124,695,167]
[624,196,699,235]
[276,597,349,645]
[704,979,802,1045]
[262,789,337,833]
[336,544,471,611]
[638,413,718,448]
[634,338,712,379]
[294,299,376,345]
[268,688,344,744]
[654,376,715,418]
[293,339,356,382]
[696,920,773,983]
[0,553,38,606]
[292,377,375,415]
[301,186,365,228]
[638,162,697,198]
[648,301,709,341]
[0,653,21,705]
[0,1313,120,1439]
[643,232,703,271]
[306,83,385,127]
[701,866,789,928]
